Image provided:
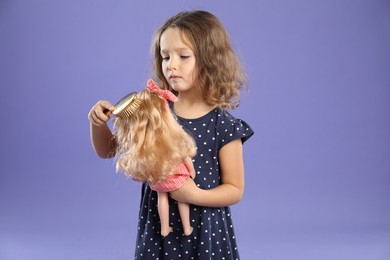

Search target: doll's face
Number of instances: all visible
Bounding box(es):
[160,28,196,94]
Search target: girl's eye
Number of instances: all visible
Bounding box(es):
[181,56,190,59]
[162,56,169,61]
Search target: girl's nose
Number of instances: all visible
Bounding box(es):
[167,58,177,70]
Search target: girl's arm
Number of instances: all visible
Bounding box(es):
[88,100,117,158]
[171,139,244,207]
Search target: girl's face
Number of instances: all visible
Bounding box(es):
[160,28,196,94]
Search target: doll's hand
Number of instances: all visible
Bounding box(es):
[88,100,115,126]
[170,178,199,204]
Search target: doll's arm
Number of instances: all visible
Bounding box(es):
[183,156,196,179]
[88,100,117,158]
[171,139,244,207]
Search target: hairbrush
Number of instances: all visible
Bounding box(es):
[105,92,142,118]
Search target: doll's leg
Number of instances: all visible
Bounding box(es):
[177,201,193,236]
[157,192,172,237]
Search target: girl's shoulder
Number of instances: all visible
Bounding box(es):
[214,108,254,145]
[179,107,254,146]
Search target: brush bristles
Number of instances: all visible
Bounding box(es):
[117,98,142,118]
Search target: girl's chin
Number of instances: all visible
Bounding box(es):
[169,83,181,91]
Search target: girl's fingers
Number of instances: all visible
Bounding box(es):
[100,101,115,112]
[94,107,110,122]
[90,112,106,126]
[88,100,114,126]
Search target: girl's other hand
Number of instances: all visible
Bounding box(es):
[88,100,115,126]
[170,178,199,204]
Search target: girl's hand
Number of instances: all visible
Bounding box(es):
[88,100,115,126]
[170,178,199,204]
[174,139,245,208]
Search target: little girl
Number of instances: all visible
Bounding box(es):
[88,10,254,259]
[113,79,196,237]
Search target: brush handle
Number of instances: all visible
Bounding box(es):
[103,109,112,116]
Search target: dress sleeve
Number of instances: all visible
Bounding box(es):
[217,110,254,149]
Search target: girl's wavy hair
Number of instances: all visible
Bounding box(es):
[113,89,196,184]
[152,10,246,109]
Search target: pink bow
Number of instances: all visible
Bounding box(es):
[147,79,178,106]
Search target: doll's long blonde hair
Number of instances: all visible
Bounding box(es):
[113,84,196,185]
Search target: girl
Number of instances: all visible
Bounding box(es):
[113,79,197,237]
[88,10,254,259]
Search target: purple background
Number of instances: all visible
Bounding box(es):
[1,0,389,259]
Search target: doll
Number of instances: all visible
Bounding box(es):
[113,79,196,237]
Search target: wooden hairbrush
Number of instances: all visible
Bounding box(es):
[105,92,142,118]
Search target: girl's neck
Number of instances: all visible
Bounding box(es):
[174,93,217,119]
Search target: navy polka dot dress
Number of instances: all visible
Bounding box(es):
[134,106,254,259]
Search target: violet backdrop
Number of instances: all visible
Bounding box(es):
[0,0,389,259]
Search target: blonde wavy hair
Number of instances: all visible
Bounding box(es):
[113,89,196,185]
[152,10,246,109]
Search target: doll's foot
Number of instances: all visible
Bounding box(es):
[161,226,173,237]
[183,226,193,236]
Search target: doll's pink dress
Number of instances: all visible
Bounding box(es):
[149,163,190,192]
